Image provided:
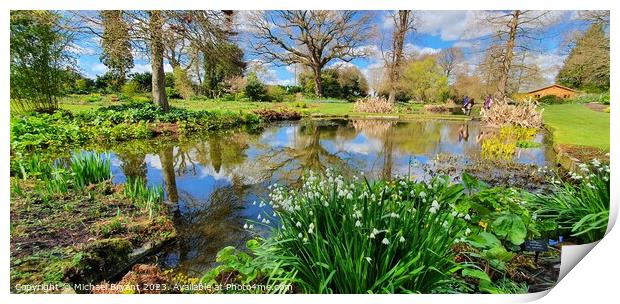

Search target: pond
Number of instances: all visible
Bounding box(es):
[100,118,555,277]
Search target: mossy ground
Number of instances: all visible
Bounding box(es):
[10,179,176,293]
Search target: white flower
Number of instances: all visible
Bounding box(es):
[243,223,248,229]
[303,237,308,243]
[257,214,262,220]
[346,192,353,200]
[296,221,302,227]
[308,228,314,234]
[355,220,362,227]
[248,224,254,229]
[365,257,372,263]
[369,232,376,239]
[465,228,471,235]
[390,212,399,218]
[298,233,303,238]
[419,191,427,198]
[431,200,440,209]
[309,223,315,230]
[464,214,471,221]
[429,207,437,214]
[399,236,405,243]
[382,238,390,245]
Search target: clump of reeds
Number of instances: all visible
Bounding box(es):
[353,96,394,113]
[123,177,164,218]
[71,152,112,188]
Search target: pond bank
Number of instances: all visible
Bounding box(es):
[9,179,176,293]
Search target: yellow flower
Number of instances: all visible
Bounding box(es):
[478,221,488,231]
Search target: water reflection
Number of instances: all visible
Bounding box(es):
[104,119,554,275]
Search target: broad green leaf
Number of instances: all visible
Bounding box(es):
[493,214,527,245]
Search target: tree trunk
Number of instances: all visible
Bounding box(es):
[149,11,169,111]
[387,11,411,103]
[313,68,323,97]
[496,10,520,100]
[159,146,178,203]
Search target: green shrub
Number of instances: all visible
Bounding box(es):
[121,81,139,98]
[84,93,102,103]
[246,170,466,293]
[166,87,182,99]
[266,85,287,102]
[537,95,564,104]
[245,73,267,101]
[569,93,610,104]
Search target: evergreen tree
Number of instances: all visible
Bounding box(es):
[557,24,610,92]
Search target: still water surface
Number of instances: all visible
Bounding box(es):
[101,119,554,276]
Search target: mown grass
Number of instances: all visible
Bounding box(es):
[542,103,610,150]
[58,94,470,121]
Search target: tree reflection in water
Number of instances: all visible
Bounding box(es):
[106,119,554,276]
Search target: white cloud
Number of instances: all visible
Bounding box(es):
[130,62,172,74]
[381,11,395,29]
[404,43,442,56]
[526,52,567,83]
[416,10,568,41]
[91,62,108,74]
[67,43,97,56]
[416,11,482,41]
[452,41,473,48]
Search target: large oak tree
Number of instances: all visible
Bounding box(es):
[249,10,373,97]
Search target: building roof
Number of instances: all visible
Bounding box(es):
[526,84,577,94]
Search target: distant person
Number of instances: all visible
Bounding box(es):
[484,94,493,110]
[461,95,470,114]
[463,98,475,116]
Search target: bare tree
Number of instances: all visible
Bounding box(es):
[383,10,415,103]
[436,47,463,80]
[148,11,169,110]
[249,10,373,97]
[578,10,610,27]
[483,10,552,99]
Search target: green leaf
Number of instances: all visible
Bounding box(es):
[246,239,260,251]
[215,246,236,263]
[462,268,491,283]
[467,232,502,249]
[493,214,527,245]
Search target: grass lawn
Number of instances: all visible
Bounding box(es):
[543,103,610,150]
[59,94,471,121]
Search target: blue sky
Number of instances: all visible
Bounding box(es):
[70,10,592,87]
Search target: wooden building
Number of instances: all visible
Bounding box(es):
[525,84,578,100]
